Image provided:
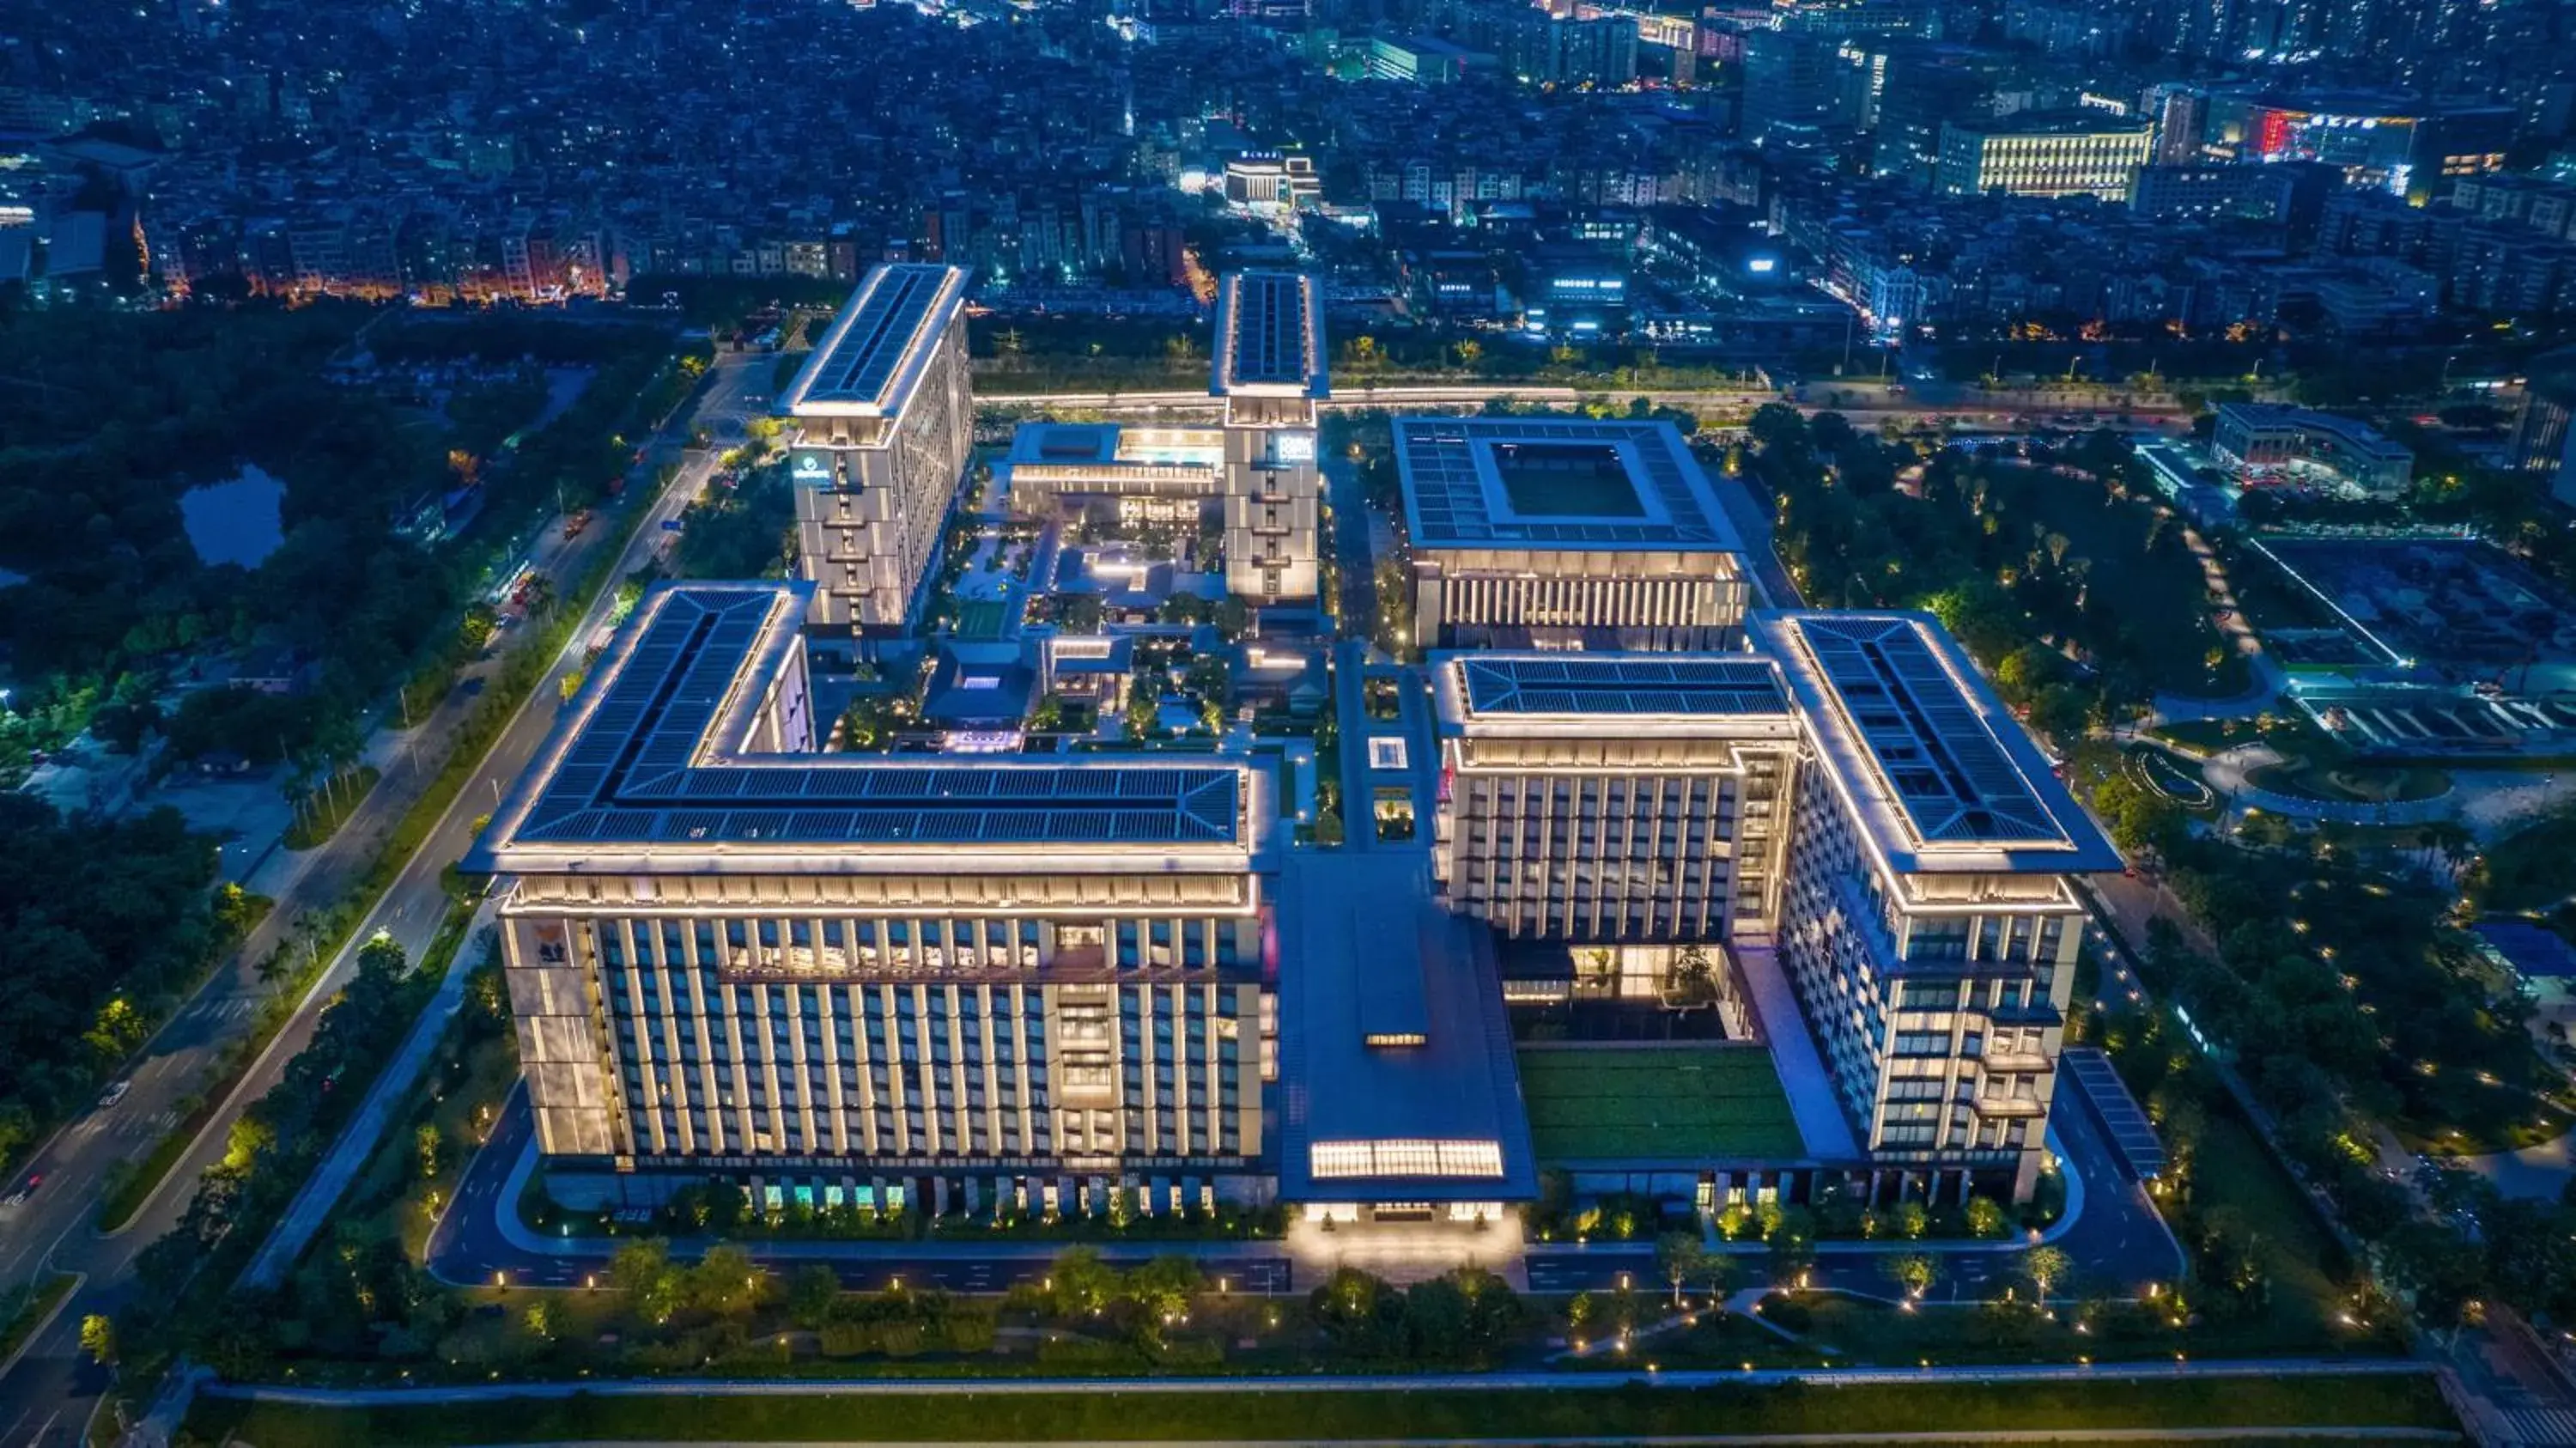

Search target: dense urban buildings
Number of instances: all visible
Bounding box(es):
[781,264,975,664]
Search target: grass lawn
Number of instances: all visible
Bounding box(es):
[186,1373,2458,1446]
[0,1272,77,1366]
[2243,758,2451,805]
[1518,1045,1804,1161]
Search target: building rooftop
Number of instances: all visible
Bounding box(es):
[781,263,968,419]
[1754,611,2121,875]
[1947,108,2154,137]
[1211,271,1327,399]
[1395,417,1746,554]
[465,583,1257,876]
[2214,403,2413,461]
[1276,853,1539,1204]
[1453,653,1789,719]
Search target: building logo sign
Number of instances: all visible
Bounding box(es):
[792,451,832,486]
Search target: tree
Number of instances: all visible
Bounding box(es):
[2020,1244,2071,1302]
[1310,1266,1406,1360]
[222,1116,276,1174]
[1403,1267,1522,1365]
[1883,1253,1939,1299]
[787,1264,841,1330]
[1044,1246,1120,1317]
[2383,1220,2488,1329]
[686,1243,763,1320]
[1965,1196,2008,1238]
[611,1238,680,1325]
[79,1313,115,1366]
[1125,684,1160,742]
[1655,1232,1708,1306]
[1123,1255,1201,1321]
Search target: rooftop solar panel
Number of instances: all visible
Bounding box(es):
[796,266,956,411]
[1228,273,1308,386]
[1395,417,1742,551]
[1459,654,1789,717]
[507,587,1244,853]
[1794,616,2069,847]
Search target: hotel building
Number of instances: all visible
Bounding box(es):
[465,581,1278,1214]
[1427,615,2113,1204]
[1755,611,2115,1202]
[1212,271,1327,602]
[477,419,2117,1219]
[1395,417,1756,651]
[997,271,1327,604]
[781,264,975,663]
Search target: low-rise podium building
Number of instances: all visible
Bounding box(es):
[1396,416,1757,650]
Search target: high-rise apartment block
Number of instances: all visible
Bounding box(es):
[781,263,975,664]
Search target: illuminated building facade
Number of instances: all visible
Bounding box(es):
[1212,271,1327,601]
[781,264,975,663]
[2212,403,2414,496]
[1935,110,2154,203]
[1396,417,1755,651]
[468,583,1275,1214]
[1758,612,2114,1203]
[997,272,1325,604]
[1426,615,2114,1205]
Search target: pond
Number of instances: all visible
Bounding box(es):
[179,465,288,569]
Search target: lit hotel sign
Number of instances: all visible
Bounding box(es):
[791,451,832,486]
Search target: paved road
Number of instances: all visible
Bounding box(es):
[982,382,2191,432]
[0,502,615,1296]
[0,350,769,1448]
